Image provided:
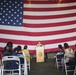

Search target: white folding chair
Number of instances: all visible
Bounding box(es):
[0,66,2,75]
[2,56,21,75]
[64,59,75,75]
[55,54,64,70]
[17,53,28,75]
[74,66,76,75]
[55,55,61,69]
[25,54,30,71]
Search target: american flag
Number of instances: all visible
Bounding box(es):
[0,0,76,54]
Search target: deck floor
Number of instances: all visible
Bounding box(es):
[29,58,74,75]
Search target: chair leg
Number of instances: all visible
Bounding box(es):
[65,70,68,75]
[64,64,68,75]
[73,66,76,75]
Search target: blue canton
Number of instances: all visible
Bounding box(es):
[0,0,23,26]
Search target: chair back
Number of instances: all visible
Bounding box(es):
[17,53,28,75]
[2,56,21,75]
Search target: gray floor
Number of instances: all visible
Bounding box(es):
[29,58,67,75]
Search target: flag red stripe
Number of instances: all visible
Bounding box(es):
[23,13,76,20]
[24,6,76,11]
[0,28,76,36]
[24,0,76,4]
[23,20,76,28]
[0,36,76,45]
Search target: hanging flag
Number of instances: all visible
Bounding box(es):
[0,0,76,54]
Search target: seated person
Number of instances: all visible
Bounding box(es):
[56,44,64,56]
[16,45,28,75]
[54,44,64,60]
[2,42,18,69]
[16,45,24,64]
[64,43,75,67]
[74,44,76,65]
[53,45,64,69]
[22,45,30,64]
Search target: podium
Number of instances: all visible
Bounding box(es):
[36,42,44,62]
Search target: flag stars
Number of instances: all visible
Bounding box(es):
[1,8,3,10]
[20,11,22,13]
[0,0,23,26]
[4,5,6,7]
[4,0,6,2]
[12,4,14,6]
[12,9,14,11]
[2,21,4,24]
[17,10,20,11]
[9,1,12,3]
[18,4,20,6]
[20,2,22,4]
[6,3,8,5]
[3,11,5,13]
[6,14,8,16]
[14,17,16,19]
[1,3,3,5]
[15,1,17,4]
[20,17,22,19]
[9,6,11,8]
[11,20,13,22]
[0,18,1,21]
[15,6,17,8]
[6,8,8,10]
[13,23,16,25]
[8,16,11,18]
[20,7,22,9]
[17,15,19,17]
[9,11,11,13]
[0,13,2,15]
[8,22,10,24]
[19,23,21,25]
[3,16,5,18]
[5,19,7,21]
[14,12,17,14]
[16,20,19,22]
[11,14,13,16]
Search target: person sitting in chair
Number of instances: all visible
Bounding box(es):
[22,45,30,64]
[2,42,18,69]
[64,43,75,68]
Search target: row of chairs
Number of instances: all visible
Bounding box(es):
[55,54,76,75]
[0,53,30,75]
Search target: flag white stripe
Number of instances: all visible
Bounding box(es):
[0,24,76,32]
[0,32,76,41]
[24,9,76,16]
[23,16,76,24]
[24,2,76,8]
